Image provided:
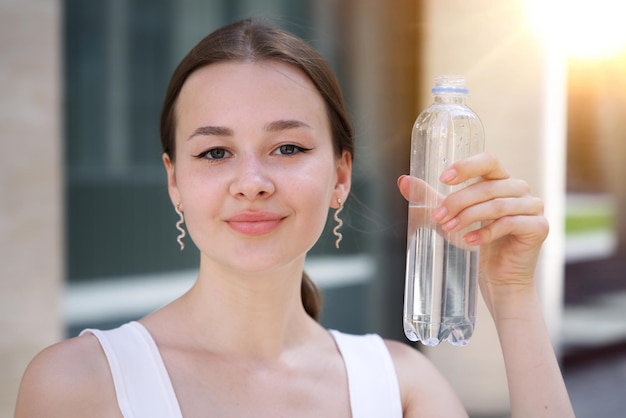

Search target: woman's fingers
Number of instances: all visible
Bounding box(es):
[397,175,415,202]
[437,177,543,247]
[398,152,514,210]
[398,152,544,243]
[440,152,509,185]
[465,212,549,246]
[435,178,537,225]
[397,175,443,207]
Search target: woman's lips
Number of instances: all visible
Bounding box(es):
[225,211,286,235]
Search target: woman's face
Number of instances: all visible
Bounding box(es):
[164,61,351,274]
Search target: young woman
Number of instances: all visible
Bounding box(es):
[15,19,574,417]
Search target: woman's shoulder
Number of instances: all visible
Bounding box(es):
[14,333,120,418]
[382,339,468,417]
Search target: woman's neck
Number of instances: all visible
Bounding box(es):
[164,255,319,361]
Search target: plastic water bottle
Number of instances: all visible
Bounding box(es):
[403,75,485,346]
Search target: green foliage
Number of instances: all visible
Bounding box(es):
[565,212,614,234]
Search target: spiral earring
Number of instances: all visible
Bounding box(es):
[333,198,344,249]
[174,203,186,251]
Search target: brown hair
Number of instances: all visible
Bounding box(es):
[159,18,354,321]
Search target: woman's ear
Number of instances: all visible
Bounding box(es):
[163,153,181,206]
[331,150,352,208]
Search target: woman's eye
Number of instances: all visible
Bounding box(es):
[196,148,230,160]
[274,144,310,156]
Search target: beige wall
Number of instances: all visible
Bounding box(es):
[419,1,567,416]
[0,1,63,416]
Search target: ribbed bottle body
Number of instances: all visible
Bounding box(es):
[403,76,484,346]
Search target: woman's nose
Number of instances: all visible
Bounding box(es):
[229,154,275,199]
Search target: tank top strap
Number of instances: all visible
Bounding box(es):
[81,322,183,418]
[329,330,403,418]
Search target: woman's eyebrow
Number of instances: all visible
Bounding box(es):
[188,120,311,140]
[265,119,312,132]
[188,125,233,140]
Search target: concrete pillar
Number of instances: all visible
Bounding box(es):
[419,1,567,416]
[0,0,63,416]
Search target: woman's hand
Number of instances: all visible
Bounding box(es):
[397,152,549,315]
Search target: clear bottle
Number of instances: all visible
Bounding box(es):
[403,75,485,346]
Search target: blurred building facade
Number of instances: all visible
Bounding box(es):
[2,1,576,417]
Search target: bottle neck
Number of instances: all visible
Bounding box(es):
[434,94,466,104]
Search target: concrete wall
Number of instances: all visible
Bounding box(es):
[0,1,63,416]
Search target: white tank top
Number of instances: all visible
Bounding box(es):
[82,322,402,417]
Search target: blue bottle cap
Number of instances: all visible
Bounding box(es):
[432,75,469,95]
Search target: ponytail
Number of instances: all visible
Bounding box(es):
[301,272,323,321]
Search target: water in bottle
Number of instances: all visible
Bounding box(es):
[403,75,485,346]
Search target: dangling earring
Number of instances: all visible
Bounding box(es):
[174,203,186,251]
[333,198,344,249]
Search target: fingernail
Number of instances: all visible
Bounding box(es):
[432,206,447,222]
[443,218,459,231]
[440,169,456,183]
[464,232,479,244]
